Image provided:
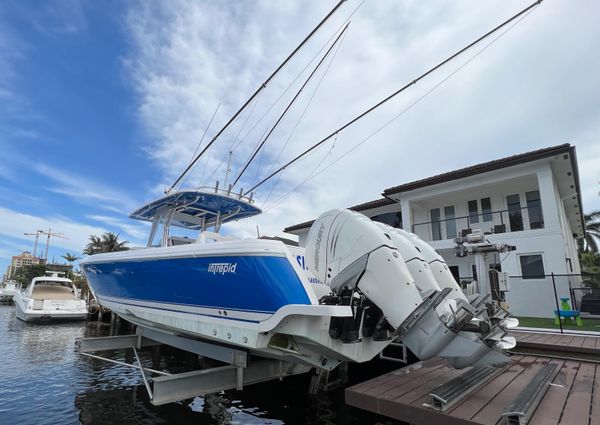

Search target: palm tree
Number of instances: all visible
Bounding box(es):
[582,210,600,253]
[62,253,80,264]
[83,232,130,255]
[83,235,103,255]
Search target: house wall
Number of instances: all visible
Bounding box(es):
[403,163,549,243]
[286,157,582,319]
[442,230,572,318]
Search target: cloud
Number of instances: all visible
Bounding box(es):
[0,10,27,107]
[0,206,148,273]
[124,0,600,238]
[36,164,139,214]
[86,214,149,241]
[29,0,89,36]
[0,206,108,255]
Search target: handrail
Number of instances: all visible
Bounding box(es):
[194,186,256,204]
[412,204,542,229]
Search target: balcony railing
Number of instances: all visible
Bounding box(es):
[412,205,544,242]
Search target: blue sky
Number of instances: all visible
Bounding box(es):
[0,1,599,276]
[0,1,148,272]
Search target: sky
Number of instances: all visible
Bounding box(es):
[0,0,599,275]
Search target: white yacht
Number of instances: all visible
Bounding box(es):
[14,272,88,322]
[0,280,20,302]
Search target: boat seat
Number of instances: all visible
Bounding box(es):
[197,231,237,243]
[168,236,196,246]
[31,285,78,301]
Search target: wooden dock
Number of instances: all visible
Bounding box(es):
[513,330,600,357]
[346,331,600,425]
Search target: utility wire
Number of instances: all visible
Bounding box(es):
[199,91,264,188]
[263,25,350,205]
[227,0,367,177]
[246,0,544,196]
[262,3,539,211]
[232,23,351,188]
[167,0,348,193]
[178,102,220,190]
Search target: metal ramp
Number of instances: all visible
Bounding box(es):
[77,327,310,406]
[429,366,502,411]
[501,363,559,425]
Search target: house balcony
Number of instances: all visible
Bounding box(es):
[411,204,544,245]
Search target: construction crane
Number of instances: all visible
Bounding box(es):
[24,230,45,258]
[39,229,68,261]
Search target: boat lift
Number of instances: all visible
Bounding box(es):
[77,326,310,406]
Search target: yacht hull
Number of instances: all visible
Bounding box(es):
[14,299,88,322]
[83,253,312,323]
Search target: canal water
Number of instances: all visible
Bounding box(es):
[0,305,403,424]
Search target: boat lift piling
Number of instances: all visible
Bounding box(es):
[77,326,310,405]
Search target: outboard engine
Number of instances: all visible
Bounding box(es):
[306,209,517,369]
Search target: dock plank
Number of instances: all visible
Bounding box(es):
[345,360,446,412]
[377,363,457,402]
[589,365,600,425]
[567,335,586,348]
[449,356,535,420]
[470,357,552,424]
[529,360,580,425]
[559,362,596,425]
[530,332,557,343]
[554,335,577,346]
[582,336,597,349]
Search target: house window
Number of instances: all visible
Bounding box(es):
[472,264,478,281]
[506,194,523,231]
[481,197,493,222]
[431,208,441,241]
[468,200,479,224]
[525,190,544,229]
[371,211,402,228]
[519,254,545,279]
[444,206,456,239]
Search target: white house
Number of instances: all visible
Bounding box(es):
[284,143,585,318]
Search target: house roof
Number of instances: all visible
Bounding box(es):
[283,197,395,233]
[283,143,585,236]
[351,197,396,211]
[383,143,572,195]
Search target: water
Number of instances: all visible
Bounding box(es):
[0,305,403,424]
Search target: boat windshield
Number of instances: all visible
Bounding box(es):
[34,280,73,288]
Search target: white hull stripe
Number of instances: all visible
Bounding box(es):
[99,295,273,323]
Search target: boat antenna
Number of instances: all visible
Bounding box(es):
[232,22,351,188]
[245,0,544,195]
[223,150,233,191]
[166,0,348,194]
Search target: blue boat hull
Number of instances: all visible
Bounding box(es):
[82,254,311,321]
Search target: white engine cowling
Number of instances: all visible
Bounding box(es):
[305,209,517,369]
[305,209,423,328]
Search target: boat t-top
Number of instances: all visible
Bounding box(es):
[14,271,88,322]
